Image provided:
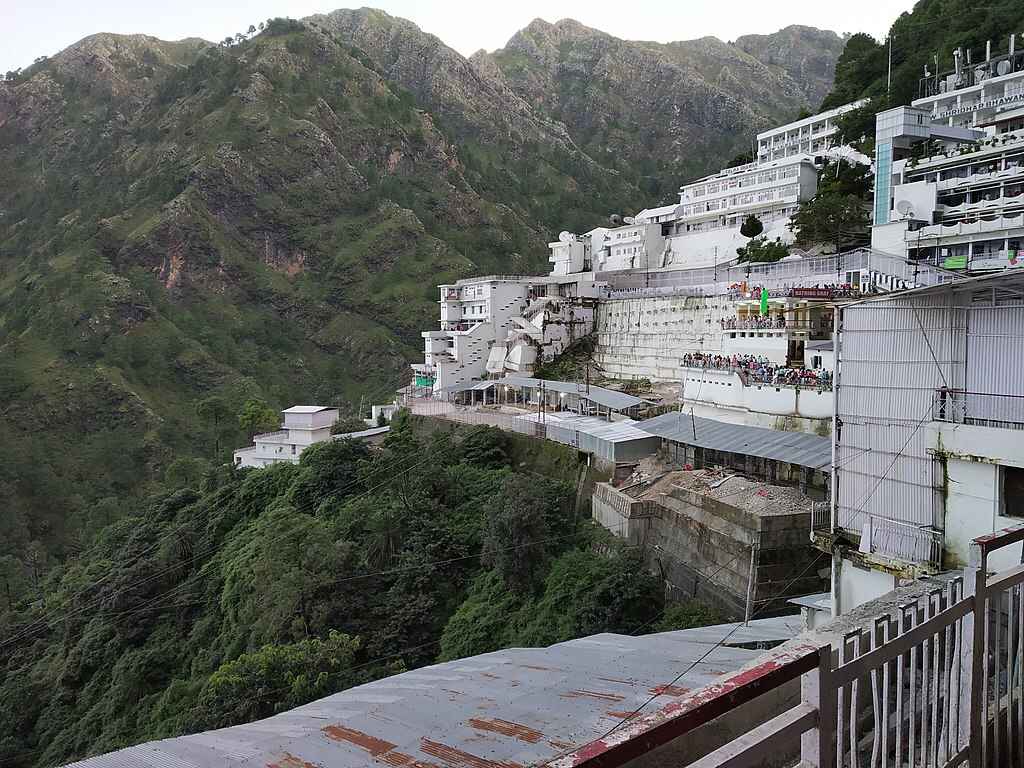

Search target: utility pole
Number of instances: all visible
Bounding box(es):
[887,35,893,97]
[744,541,759,625]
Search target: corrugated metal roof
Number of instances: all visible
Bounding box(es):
[438,378,650,412]
[331,426,390,440]
[636,412,832,470]
[513,413,652,444]
[281,406,335,414]
[63,617,801,768]
[500,377,649,411]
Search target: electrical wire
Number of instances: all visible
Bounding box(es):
[534,550,828,768]
[2,417,608,651]
[2,446,418,638]
[847,402,934,518]
[0,448,445,651]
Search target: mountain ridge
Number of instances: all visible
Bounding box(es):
[0,9,841,591]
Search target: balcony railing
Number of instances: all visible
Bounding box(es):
[865,515,944,568]
[681,356,834,391]
[933,388,1024,431]
[811,501,830,535]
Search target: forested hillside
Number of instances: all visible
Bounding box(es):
[0,10,843,603]
[0,17,635,592]
[0,416,667,767]
[821,0,1024,109]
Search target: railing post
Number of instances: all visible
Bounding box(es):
[801,645,836,768]
[965,540,987,765]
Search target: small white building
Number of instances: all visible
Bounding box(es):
[596,222,667,272]
[233,406,338,468]
[370,404,398,424]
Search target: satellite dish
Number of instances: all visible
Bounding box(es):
[673,204,685,219]
[558,231,574,243]
[896,200,914,217]
[998,60,1012,76]
[609,213,623,226]
[623,216,636,225]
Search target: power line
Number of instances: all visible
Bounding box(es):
[2,425,607,652]
[0,449,444,651]
[535,550,828,768]
[2,445,430,645]
[847,402,934,519]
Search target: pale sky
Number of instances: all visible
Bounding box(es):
[2,0,915,74]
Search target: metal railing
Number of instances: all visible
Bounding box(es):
[933,388,1024,431]
[866,515,945,569]
[559,524,1024,768]
[811,501,831,534]
[598,248,955,300]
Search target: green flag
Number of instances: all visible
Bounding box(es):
[760,287,769,316]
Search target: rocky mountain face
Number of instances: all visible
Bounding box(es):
[476,19,846,200]
[0,10,842,566]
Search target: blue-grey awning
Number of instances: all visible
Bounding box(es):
[637,411,831,470]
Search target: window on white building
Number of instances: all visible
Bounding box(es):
[1001,466,1024,518]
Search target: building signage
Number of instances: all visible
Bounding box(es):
[936,90,1024,119]
[789,287,835,299]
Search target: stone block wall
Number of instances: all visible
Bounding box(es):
[592,480,827,618]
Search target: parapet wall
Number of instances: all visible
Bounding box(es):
[591,482,661,545]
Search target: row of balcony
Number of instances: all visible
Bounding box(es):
[683,171,804,202]
[911,211,1024,239]
[906,134,1024,171]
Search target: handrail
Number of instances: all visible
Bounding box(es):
[550,643,822,768]
[971,522,1024,554]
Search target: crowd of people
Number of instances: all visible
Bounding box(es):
[721,316,786,330]
[681,353,833,391]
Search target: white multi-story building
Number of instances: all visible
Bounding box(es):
[233,406,338,468]
[412,273,602,393]
[914,37,1024,134]
[871,36,1024,272]
[660,101,868,268]
[822,270,1024,618]
[678,158,811,229]
[756,100,868,163]
[595,221,667,272]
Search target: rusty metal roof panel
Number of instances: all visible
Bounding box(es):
[63,617,802,768]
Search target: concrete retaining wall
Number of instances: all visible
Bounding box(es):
[591,482,661,546]
[594,296,733,380]
[593,480,826,619]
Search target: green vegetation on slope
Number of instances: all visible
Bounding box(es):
[0,416,667,767]
[0,18,640,585]
[821,0,1024,110]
